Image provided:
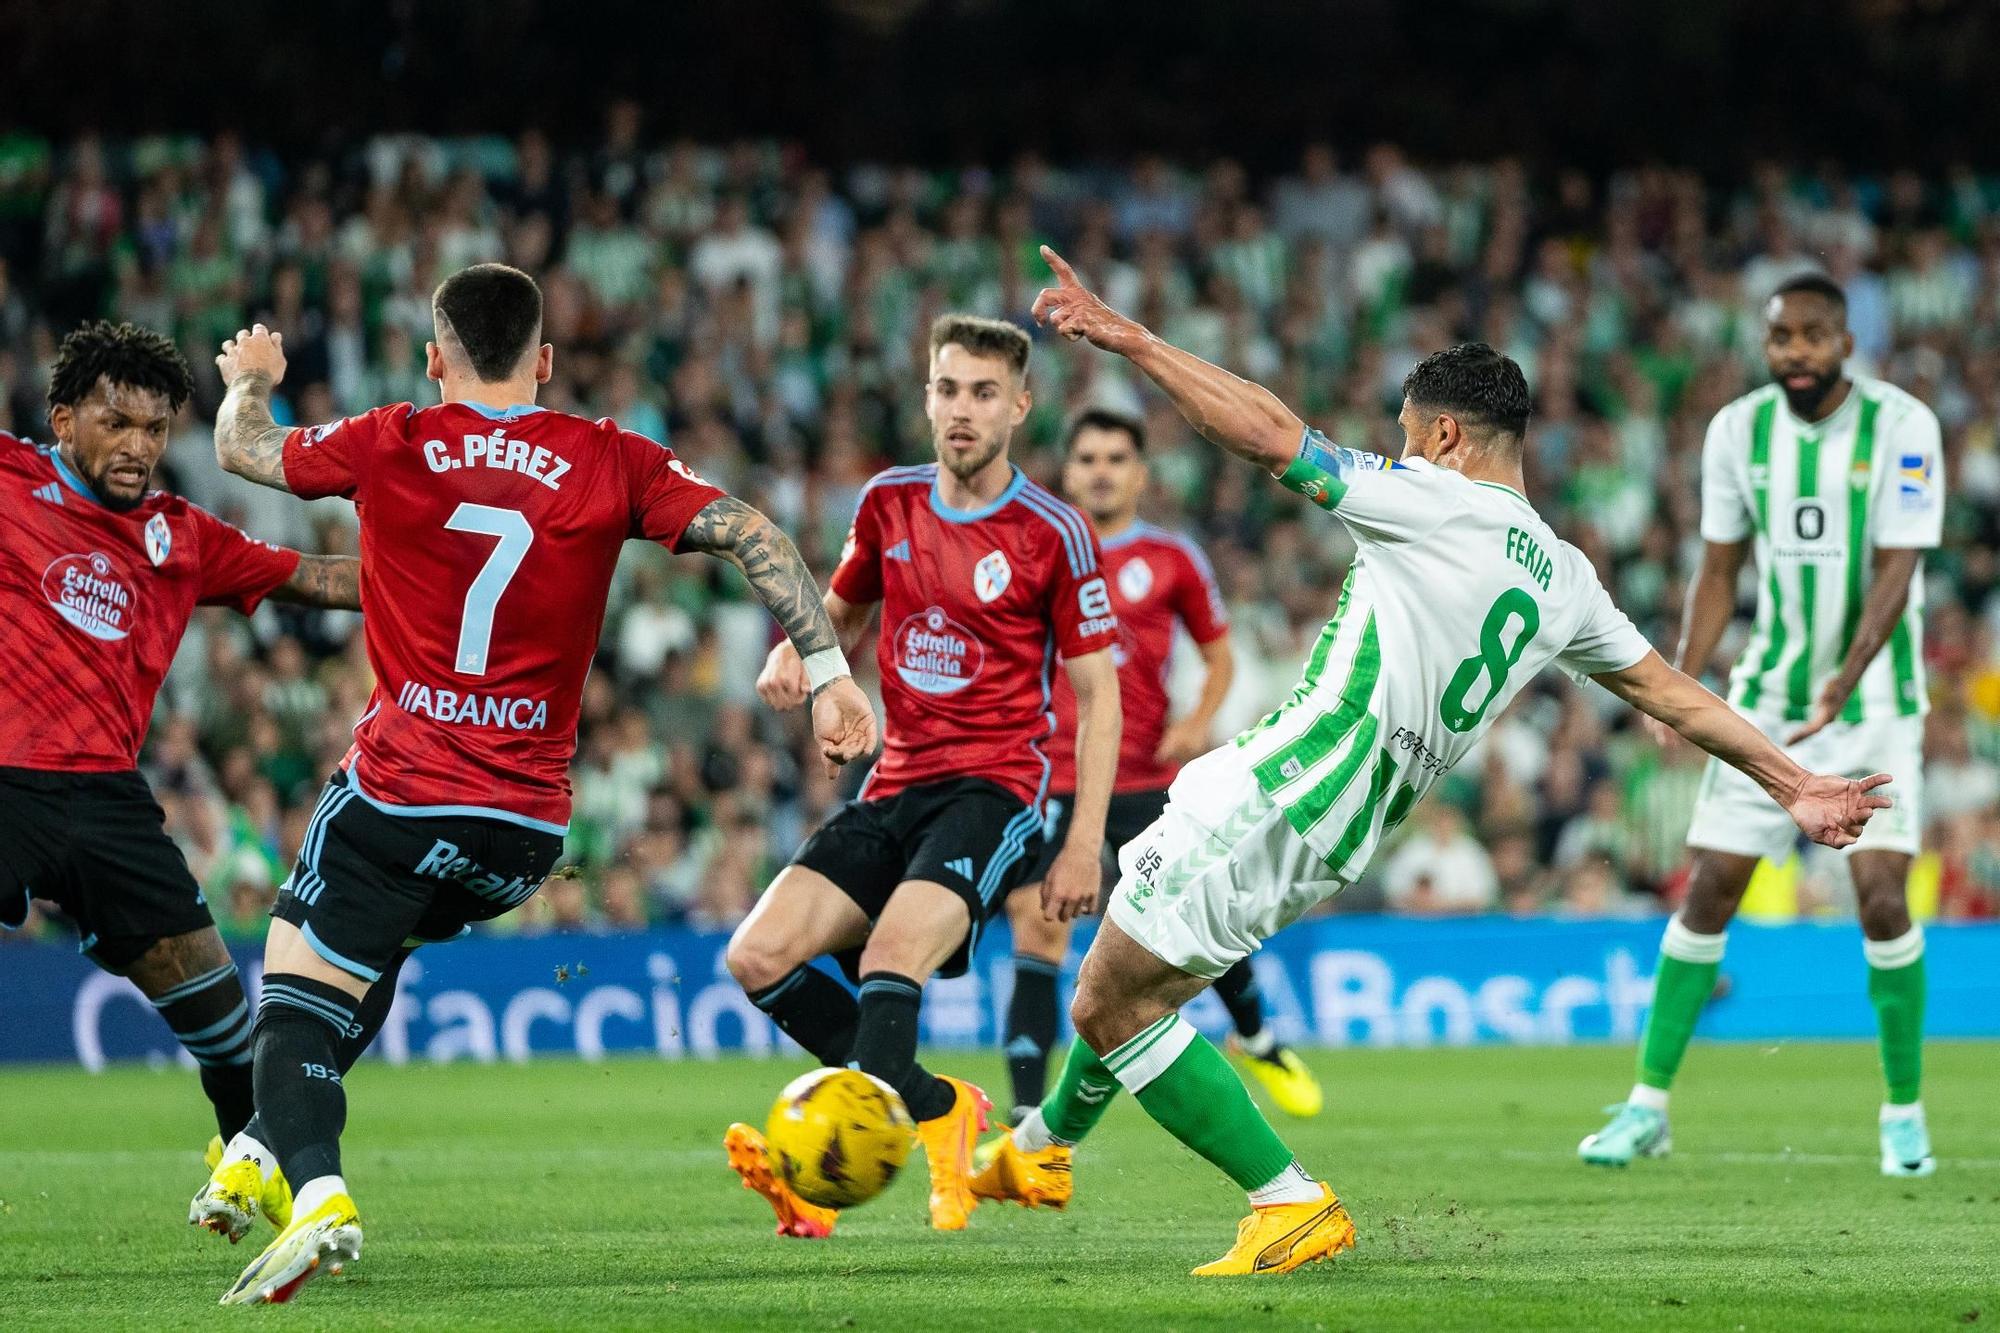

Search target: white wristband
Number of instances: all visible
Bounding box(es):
[802,647,851,693]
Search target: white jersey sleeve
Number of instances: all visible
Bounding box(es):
[1698,405,1753,544]
[1275,427,1449,543]
[1553,547,1653,681]
[1872,398,1945,549]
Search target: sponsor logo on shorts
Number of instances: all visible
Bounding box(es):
[893,606,986,695]
[41,551,134,641]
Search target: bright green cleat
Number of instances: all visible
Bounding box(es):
[1880,1110,1936,1178]
[219,1192,360,1305]
[1578,1102,1671,1167]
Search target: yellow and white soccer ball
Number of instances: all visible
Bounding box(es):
[765,1067,916,1209]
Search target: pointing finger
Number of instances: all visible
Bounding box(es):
[1040,244,1079,285]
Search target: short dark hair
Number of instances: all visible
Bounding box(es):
[1401,342,1532,442]
[929,314,1031,377]
[1064,408,1145,454]
[433,263,543,381]
[47,320,194,415]
[1772,272,1847,311]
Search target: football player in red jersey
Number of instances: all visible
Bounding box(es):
[724,315,1121,1237]
[991,410,1323,1132]
[0,322,359,1201]
[202,265,876,1305]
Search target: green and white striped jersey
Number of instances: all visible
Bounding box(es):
[1235,431,1652,880]
[1700,376,1943,724]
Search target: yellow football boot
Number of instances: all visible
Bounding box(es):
[724,1122,837,1238]
[190,1137,294,1242]
[1190,1183,1355,1277]
[218,1190,361,1305]
[969,1129,1071,1210]
[915,1076,991,1231]
[1230,1038,1326,1119]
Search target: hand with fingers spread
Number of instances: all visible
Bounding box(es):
[1783,771,1893,848]
[809,677,878,779]
[216,323,287,388]
[1031,245,1147,355]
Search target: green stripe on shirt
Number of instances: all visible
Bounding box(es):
[1839,396,1881,724]
[1784,430,1822,721]
[1738,397,1781,711]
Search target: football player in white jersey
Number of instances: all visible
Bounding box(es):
[1581,275,1944,1177]
[962,248,1894,1277]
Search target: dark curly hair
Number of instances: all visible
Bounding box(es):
[1401,342,1532,441]
[47,320,195,415]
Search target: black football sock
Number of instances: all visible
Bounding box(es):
[239,947,414,1150]
[1213,959,1274,1050]
[852,972,955,1122]
[148,960,257,1141]
[1004,956,1061,1115]
[252,974,358,1186]
[748,964,861,1067]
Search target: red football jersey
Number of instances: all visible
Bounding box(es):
[0,432,299,771]
[283,401,725,830]
[830,463,1117,807]
[1045,522,1230,794]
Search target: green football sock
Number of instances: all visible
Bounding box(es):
[1041,1037,1121,1144]
[1864,926,1926,1105]
[1636,918,1725,1092]
[1105,1014,1296,1191]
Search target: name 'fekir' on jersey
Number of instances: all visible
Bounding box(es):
[1227,431,1653,881]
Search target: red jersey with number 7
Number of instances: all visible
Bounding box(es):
[828,463,1118,806]
[282,401,725,831]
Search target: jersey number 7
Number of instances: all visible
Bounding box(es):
[443,503,534,677]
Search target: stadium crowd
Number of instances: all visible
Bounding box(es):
[4,111,1999,941]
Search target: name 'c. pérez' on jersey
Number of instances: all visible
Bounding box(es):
[420,429,572,491]
[394,678,549,731]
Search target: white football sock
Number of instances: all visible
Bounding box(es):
[1247,1160,1321,1206]
[1628,1084,1670,1113]
[1879,1100,1924,1124]
[224,1131,278,1182]
[291,1174,349,1219]
[1013,1108,1054,1153]
[1239,1029,1279,1058]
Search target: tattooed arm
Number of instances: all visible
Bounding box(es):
[266,555,362,610]
[683,496,879,771]
[680,496,842,659]
[214,324,294,492]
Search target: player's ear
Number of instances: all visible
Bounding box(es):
[424,341,445,384]
[48,401,73,444]
[1012,382,1032,427]
[533,343,554,385]
[1840,328,1855,362]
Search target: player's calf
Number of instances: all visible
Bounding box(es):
[127,930,257,1142]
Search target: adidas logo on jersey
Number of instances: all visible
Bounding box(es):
[945,856,976,880]
[885,540,911,562]
[32,481,62,505]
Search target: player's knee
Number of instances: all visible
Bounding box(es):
[1068,981,1119,1054]
[1678,856,1755,934]
[725,927,800,994]
[1856,887,1913,939]
[854,927,939,980]
[1009,893,1067,964]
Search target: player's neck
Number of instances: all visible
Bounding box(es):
[438,375,540,412]
[1790,377,1853,425]
[1448,454,1528,497]
[934,454,1016,510]
[1091,510,1140,542]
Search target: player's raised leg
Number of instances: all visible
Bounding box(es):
[722,866,871,1239]
[123,929,257,1145]
[1581,849,1753,1166]
[1851,850,1931,1176]
[1216,961,1323,1118]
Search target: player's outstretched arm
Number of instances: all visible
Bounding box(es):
[214,324,293,493]
[1594,650,1892,848]
[1032,246,1304,474]
[682,496,878,772]
[267,555,362,610]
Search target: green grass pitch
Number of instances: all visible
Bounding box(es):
[2,1043,1995,1331]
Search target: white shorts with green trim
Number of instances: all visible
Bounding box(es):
[1684,708,1923,860]
[1105,745,1349,979]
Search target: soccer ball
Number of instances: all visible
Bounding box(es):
[765,1067,916,1209]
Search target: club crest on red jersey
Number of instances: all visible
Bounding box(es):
[973,549,1012,603]
[1117,556,1153,602]
[42,551,133,641]
[144,513,172,567]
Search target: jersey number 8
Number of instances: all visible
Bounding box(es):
[1439,587,1542,734]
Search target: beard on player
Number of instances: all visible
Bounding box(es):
[934,420,1008,482]
[1762,285,1852,420]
